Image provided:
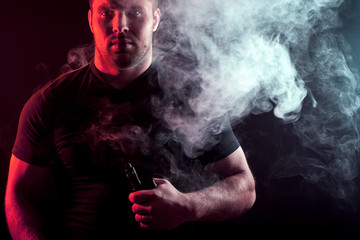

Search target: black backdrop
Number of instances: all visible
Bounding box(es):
[0,1,91,238]
[1,0,359,238]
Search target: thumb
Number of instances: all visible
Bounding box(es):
[153,178,169,186]
[128,190,153,203]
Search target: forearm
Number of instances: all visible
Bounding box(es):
[129,148,256,229]
[5,193,45,240]
[185,172,256,222]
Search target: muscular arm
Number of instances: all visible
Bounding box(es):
[186,146,256,222]
[129,146,256,229]
[5,154,53,240]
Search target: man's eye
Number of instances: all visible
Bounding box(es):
[100,11,114,18]
[128,10,143,18]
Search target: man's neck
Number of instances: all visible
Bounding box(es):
[94,57,152,90]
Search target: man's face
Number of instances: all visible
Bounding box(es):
[89,0,160,70]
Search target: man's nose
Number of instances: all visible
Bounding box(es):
[113,12,129,34]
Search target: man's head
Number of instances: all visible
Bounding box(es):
[88,0,161,74]
[89,0,159,11]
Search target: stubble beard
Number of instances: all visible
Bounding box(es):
[95,37,153,71]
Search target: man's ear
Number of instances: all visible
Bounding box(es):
[153,8,161,32]
[88,9,94,33]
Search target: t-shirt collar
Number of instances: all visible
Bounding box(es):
[89,61,156,91]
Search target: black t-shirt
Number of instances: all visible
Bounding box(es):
[12,62,240,239]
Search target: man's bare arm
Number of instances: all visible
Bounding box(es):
[129,146,256,229]
[5,154,52,240]
[186,146,256,222]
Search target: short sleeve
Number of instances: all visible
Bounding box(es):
[12,90,56,166]
[197,119,240,165]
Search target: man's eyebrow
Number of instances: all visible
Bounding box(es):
[97,3,124,10]
[97,5,111,12]
[130,5,145,9]
[130,5,146,11]
[97,3,145,11]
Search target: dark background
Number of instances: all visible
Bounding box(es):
[0,0,359,238]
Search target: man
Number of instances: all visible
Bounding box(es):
[5,0,256,239]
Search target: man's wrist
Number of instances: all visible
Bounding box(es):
[182,192,200,223]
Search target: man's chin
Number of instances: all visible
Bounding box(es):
[108,47,150,69]
[112,56,140,69]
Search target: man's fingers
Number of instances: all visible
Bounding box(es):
[140,222,152,229]
[135,214,153,223]
[128,179,169,204]
[128,190,154,203]
[132,203,151,214]
[153,178,168,186]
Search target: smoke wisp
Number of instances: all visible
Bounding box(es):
[153,0,360,204]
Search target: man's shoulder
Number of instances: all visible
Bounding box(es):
[20,64,93,118]
[43,64,92,96]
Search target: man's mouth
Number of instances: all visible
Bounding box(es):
[111,39,133,45]
[111,38,134,45]
[109,39,135,53]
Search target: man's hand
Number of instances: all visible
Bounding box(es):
[129,147,256,230]
[128,178,194,230]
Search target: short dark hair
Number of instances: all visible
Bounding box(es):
[88,0,159,10]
